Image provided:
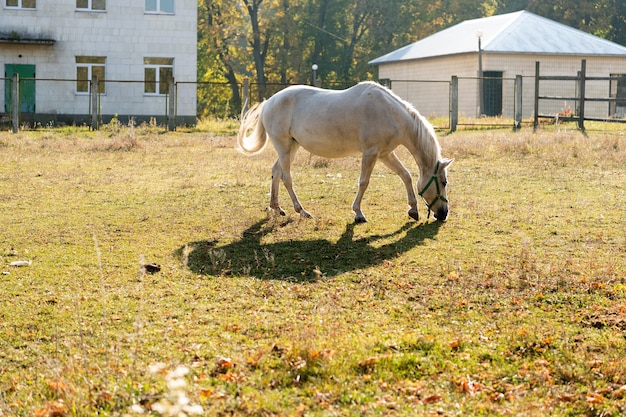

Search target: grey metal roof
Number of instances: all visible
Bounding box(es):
[369,11,626,65]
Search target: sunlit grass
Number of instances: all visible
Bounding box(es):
[0,125,624,416]
[194,117,239,135]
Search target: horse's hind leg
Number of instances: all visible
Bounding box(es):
[352,154,377,223]
[275,142,313,219]
[270,159,286,216]
[380,152,419,221]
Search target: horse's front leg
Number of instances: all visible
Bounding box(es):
[380,152,419,221]
[352,154,377,223]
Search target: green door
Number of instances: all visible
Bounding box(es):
[482,71,503,117]
[5,64,36,113]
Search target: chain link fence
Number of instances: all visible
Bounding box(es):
[2,61,624,132]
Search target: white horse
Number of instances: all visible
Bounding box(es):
[237,81,453,223]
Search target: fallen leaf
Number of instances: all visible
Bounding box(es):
[213,357,236,375]
[358,357,379,368]
[422,394,442,404]
[356,293,372,303]
[448,339,461,350]
[586,392,605,404]
[34,400,68,417]
[247,350,263,367]
[215,357,234,369]
[46,380,71,394]
[225,323,241,332]
[199,388,213,399]
[401,380,424,395]
[612,385,626,399]
[557,393,577,402]
[447,271,460,280]
[218,371,245,382]
[489,392,505,402]
[308,349,321,360]
[588,359,603,369]
[456,375,485,396]
[94,388,113,407]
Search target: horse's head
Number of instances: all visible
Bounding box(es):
[418,158,453,221]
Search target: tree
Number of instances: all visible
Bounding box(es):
[309,0,331,84]
[196,0,623,117]
[270,0,306,85]
[198,0,244,117]
[339,0,381,81]
[608,0,626,46]
[496,0,624,43]
[243,0,270,100]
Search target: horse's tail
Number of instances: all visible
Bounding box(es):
[237,101,267,156]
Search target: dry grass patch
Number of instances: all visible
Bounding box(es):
[0,125,624,416]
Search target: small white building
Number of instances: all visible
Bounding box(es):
[369,11,626,120]
[0,0,197,126]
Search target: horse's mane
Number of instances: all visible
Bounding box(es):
[363,82,442,165]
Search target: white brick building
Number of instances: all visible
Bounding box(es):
[369,11,626,120]
[1,0,197,126]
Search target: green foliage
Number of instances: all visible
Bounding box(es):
[503,0,625,43]
[197,0,625,117]
[197,0,490,113]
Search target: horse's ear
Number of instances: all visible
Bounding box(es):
[439,158,454,170]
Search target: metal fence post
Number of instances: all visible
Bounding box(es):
[514,75,522,131]
[168,78,176,131]
[450,76,458,132]
[533,62,540,132]
[90,75,99,130]
[578,59,586,132]
[12,73,19,133]
[242,78,250,115]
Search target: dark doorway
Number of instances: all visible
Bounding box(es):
[609,74,626,118]
[5,64,36,113]
[482,71,502,116]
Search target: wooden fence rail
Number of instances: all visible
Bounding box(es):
[534,59,626,132]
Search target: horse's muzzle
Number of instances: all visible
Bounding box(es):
[434,207,448,221]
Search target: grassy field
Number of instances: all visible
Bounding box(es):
[0,122,624,416]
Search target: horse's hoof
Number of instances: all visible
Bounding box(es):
[354,215,368,224]
[408,210,419,221]
[270,207,286,216]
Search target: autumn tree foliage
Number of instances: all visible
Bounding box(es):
[197,0,625,117]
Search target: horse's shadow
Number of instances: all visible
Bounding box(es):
[176,219,443,282]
